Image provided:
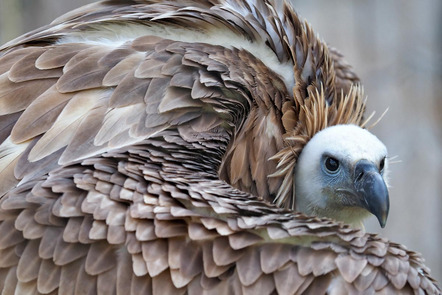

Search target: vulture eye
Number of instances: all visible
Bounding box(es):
[379,157,385,173]
[324,157,340,174]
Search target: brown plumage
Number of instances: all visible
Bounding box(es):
[0,0,440,294]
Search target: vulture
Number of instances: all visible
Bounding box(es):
[0,0,440,294]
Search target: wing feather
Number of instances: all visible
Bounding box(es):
[37,259,61,294]
[28,89,107,162]
[56,48,112,93]
[159,87,204,113]
[16,239,41,283]
[0,48,37,75]
[8,49,62,82]
[108,74,150,107]
[94,103,144,146]
[59,104,108,164]
[0,74,57,116]
[11,85,73,143]
[0,112,21,144]
[35,43,90,70]
[59,259,83,295]
[0,137,30,196]
[103,54,144,87]
[0,1,439,295]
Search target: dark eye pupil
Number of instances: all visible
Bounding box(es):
[380,158,385,171]
[325,157,339,172]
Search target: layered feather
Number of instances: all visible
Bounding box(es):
[0,0,440,294]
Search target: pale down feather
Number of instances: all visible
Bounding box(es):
[0,0,440,294]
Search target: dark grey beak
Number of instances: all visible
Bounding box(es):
[354,160,389,228]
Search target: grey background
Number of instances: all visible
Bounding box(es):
[1,0,441,282]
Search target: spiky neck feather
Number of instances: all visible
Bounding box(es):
[271,85,368,209]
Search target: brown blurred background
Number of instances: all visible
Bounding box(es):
[1,0,441,282]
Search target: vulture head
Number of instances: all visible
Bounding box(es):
[267,80,390,229]
[294,124,389,229]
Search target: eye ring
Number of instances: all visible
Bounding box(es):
[324,156,340,174]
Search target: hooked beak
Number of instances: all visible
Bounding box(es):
[353,160,389,228]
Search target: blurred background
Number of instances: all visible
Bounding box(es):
[1,0,441,282]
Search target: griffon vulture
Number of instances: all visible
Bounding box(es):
[0,0,440,294]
